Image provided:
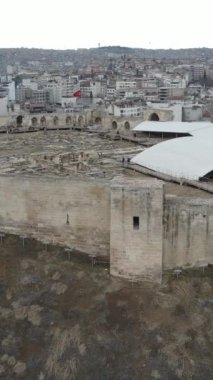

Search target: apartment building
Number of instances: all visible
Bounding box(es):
[0,92,8,116]
[61,78,75,97]
[31,89,50,104]
[182,105,203,121]
[80,81,102,97]
[107,103,142,117]
[116,80,137,90]
[45,81,62,104]
[158,87,185,101]
[190,65,205,81]
[106,87,116,98]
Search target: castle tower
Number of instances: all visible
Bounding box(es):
[110,177,164,283]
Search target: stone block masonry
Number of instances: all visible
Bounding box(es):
[0,175,110,257]
[110,177,164,282]
[163,195,213,268]
[0,175,212,282]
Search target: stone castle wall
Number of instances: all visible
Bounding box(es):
[163,195,213,268]
[0,176,110,257]
[0,175,212,282]
[0,108,172,132]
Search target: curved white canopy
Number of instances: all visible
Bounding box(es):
[131,135,213,180]
[133,121,213,135]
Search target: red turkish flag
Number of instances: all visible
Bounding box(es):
[73,90,81,97]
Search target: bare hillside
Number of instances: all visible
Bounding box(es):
[0,235,212,379]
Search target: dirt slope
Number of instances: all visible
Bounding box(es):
[0,235,212,379]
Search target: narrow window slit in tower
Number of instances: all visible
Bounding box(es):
[133,216,139,230]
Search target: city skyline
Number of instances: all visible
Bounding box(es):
[1,0,213,51]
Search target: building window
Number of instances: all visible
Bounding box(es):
[133,216,140,230]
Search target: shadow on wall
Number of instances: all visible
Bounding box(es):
[16,115,23,126]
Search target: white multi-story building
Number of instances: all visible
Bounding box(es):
[61,78,75,97]
[0,81,16,102]
[124,89,144,99]
[106,87,116,98]
[162,77,187,88]
[116,81,137,90]
[8,81,16,101]
[182,105,203,121]
[108,103,142,117]
[90,81,102,97]
[80,81,102,98]
[22,78,38,91]
[45,81,62,104]
[141,79,158,88]
[31,89,50,104]
[0,95,8,116]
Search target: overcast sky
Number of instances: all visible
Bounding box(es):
[1,0,212,50]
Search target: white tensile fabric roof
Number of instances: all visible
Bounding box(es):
[131,132,213,180]
[133,121,213,135]
[190,126,213,138]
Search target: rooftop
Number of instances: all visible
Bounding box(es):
[131,134,213,181]
[133,121,213,135]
